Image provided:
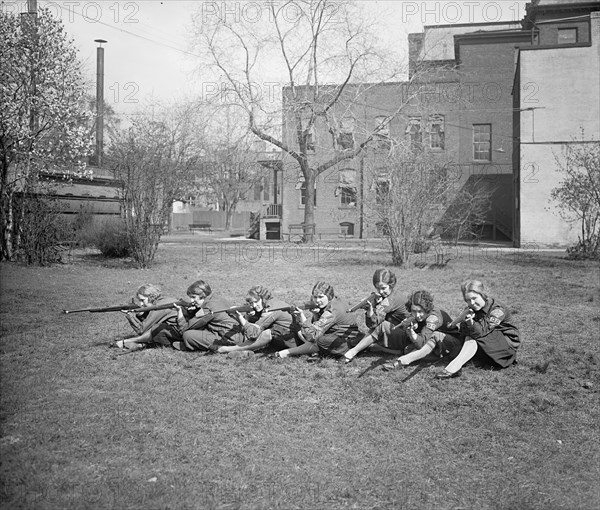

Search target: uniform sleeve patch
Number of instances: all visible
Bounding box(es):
[425,314,439,331]
[489,308,505,325]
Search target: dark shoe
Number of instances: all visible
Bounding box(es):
[267,352,282,359]
[382,360,406,372]
[338,355,354,365]
[306,353,322,363]
[172,341,187,351]
[435,369,462,379]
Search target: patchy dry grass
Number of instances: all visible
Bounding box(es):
[1,237,599,509]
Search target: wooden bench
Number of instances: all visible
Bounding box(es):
[188,223,213,234]
[316,229,354,240]
[282,223,316,243]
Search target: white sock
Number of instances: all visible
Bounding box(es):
[400,342,434,365]
[445,339,478,373]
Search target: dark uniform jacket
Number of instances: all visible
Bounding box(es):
[365,288,409,329]
[177,293,238,337]
[127,295,178,334]
[459,298,520,348]
[399,308,455,349]
[301,297,359,343]
[243,298,295,341]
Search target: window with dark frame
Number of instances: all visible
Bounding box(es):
[374,115,391,150]
[429,114,445,150]
[406,117,422,146]
[473,124,491,161]
[558,27,577,44]
[340,186,357,207]
[338,117,355,149]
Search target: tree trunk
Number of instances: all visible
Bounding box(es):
[302,164,315,243]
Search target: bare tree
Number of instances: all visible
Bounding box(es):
[108,102,205,268]
[364,143,492,267]
[551,133,600,260]
[191,0,414,240]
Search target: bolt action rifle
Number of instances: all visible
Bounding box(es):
[446,306,475,329]
[347,292,379,313]
[63,299,194,315]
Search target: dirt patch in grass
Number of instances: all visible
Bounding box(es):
[1,240,599,509]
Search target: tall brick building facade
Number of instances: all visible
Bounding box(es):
[268,0,599,246]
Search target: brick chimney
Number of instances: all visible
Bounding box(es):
[408,32,424,78]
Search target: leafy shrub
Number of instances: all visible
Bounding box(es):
[90,220,131,258]
[16,195,74,265]
[566,238,600,261]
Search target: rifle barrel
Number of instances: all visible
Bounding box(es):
[62,303,139,314]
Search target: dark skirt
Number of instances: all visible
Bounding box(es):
[316,328,362,356]
[474,329,517,368]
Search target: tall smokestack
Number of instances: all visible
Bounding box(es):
[94,39,107,167]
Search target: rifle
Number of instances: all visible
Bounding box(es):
[63,299,193,315]
[347,293,379,313]
[447,307,474,329]
[63,302,139,314]
[267,302,317,313]
[209,304,254,315]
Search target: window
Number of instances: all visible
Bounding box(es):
[336,168,357,207]
[338,117,355,149]
[340,187,357,207]
[428,114,445,150]
[340,222,355,236]
[300,182,317,206]
[473,124,491,161]
[263,176,270,201]
[375,178,390,205]
[374,116,391,150]
[558,27,577,44]
[253,180,262,201]
[406,117,422,145]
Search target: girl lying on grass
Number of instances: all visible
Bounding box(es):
[215,285,299,355]
[122,284,178,336]
[116,280,243,352]
[434,280,521,379]
[272,281,361,359]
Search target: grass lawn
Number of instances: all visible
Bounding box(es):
[1,236,599,510]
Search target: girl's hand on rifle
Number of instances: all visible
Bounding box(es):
[465,312,475,325]
[235,310,247,326]
[172,303,185,320]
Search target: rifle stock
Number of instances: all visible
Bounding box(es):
[267,302,316,313]
[209,304,254,315]
[447,307,474,328]
[347,293,379,313]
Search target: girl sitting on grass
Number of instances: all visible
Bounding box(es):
[216,285,299,355]
[434,280,521,379]
[340,269,410,363]
[380,290,462,371]
[273,281,361,359]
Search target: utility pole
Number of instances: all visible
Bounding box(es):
[94,39,107,167]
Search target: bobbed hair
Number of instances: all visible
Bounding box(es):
[461,280,488,300]
[186,280,212,299]
[372,268,397,288]
[406,290,434,313]
[246,285,272,304]
[136,284,162,304]
[312,281,335,301]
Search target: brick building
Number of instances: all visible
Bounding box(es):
[269,0,598,247]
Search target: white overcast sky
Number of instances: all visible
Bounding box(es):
[4,1,530,116]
